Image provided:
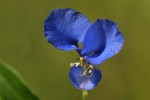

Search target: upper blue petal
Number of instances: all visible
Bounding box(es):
[81,20,106,56]
[84,19,124,65]
[44,8,91,51]
[69,65,102,90]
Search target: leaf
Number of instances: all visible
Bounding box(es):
[0,60,39,100]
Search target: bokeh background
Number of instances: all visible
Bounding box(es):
[0,0,150,100]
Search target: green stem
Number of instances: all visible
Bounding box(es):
[82,90,88,100]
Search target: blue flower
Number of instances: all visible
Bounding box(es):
[44,8,124,90]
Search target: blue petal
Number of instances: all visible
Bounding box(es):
[44,8,91,51]
[84,19,124,65]
[81,20,106,56]
[69,65,102,90]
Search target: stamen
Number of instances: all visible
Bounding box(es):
[70,62,80,67]
[80,65,94,78]
[80,57,84,66]
[72,57,94,78]
[86,68,94,78]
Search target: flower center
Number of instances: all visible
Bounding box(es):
[70,57,94,78]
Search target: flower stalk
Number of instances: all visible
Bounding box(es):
[82,90,88,100]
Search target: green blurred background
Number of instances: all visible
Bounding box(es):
[0,0,150,100]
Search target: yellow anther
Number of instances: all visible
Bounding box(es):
[70,62,80,67]
[89,65,93,69]
[80,57,83,62]
[80,57,84,66]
